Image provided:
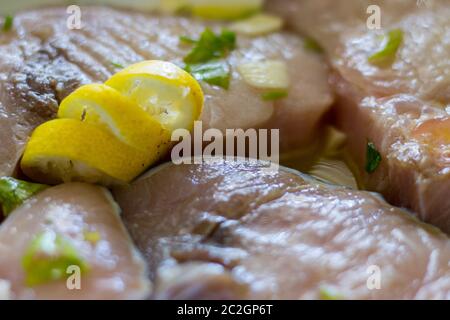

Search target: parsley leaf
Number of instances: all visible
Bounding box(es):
[0,177,47,216]
[368,29,403,67]
[22,231,89,287]
[183,28,236,64]
[3,15,13,32]
[261,90,288,101]
[181,28,236,90]
[365,142,382,173]
[319,287,344,300]
[304,37,323,53]
[185,60,231,89]
[179,35,197,45]
[110,61,124,69]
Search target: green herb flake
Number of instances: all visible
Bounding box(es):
[304,37,323,53]
[365,142,382,173]
[84,231,101,244]
[185,60,231,89]
[0,177,47,216]
[3,15,13,32]
[262,90,288,101]
[22,231,89,287]
[179,35,197,45]
[319,287,344,300]
[110,61,124,69]
[183,28,236,64]
[368,29,404,67]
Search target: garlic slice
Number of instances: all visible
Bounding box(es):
[161,0,263,19]
[191,0,262,20]
[237,60,289,89]
[230,13,283,36]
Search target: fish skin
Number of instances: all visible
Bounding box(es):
[0,6,334,177]
[0,183,151,300]
[267,0,450,231]
[113,160,450,299]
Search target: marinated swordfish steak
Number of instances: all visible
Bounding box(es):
[268,0,450,232]
[0,6,333,177]
[114,160,450,300]
[0,183,150,299]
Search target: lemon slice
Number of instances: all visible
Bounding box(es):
[58,83,170,152]
[21,119,155,186]
[105,60,204,133]
[189,0,263,20]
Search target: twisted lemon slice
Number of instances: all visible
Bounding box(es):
[21,119,153,186]
[58,83,170,153]
[105,60,204,133]
[21,61,204,186]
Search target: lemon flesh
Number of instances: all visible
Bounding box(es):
[105,60,204,133]
[58,83,170,152]
[21,119,155,186]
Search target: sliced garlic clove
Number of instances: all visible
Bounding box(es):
[230,13,283,36]
[237,60,290,89]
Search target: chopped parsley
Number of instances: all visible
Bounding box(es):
[261,90,288,101]
[3,15,13,32]
[0,177,47,216]
[304,37,323,53]
[185,60,231,89]
[84,231,101,244]
[110,61,124,69]
[368,29,404,67]
[183,28,236,64]
[179,35,197,45]
[365,142,382,173]
[22,231,89,287]
[319,287,344,300]
[181,28,236,89]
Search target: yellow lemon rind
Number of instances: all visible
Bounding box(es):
[21,119,160,186]
[58,83,171,152]
[105,60,204,132]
